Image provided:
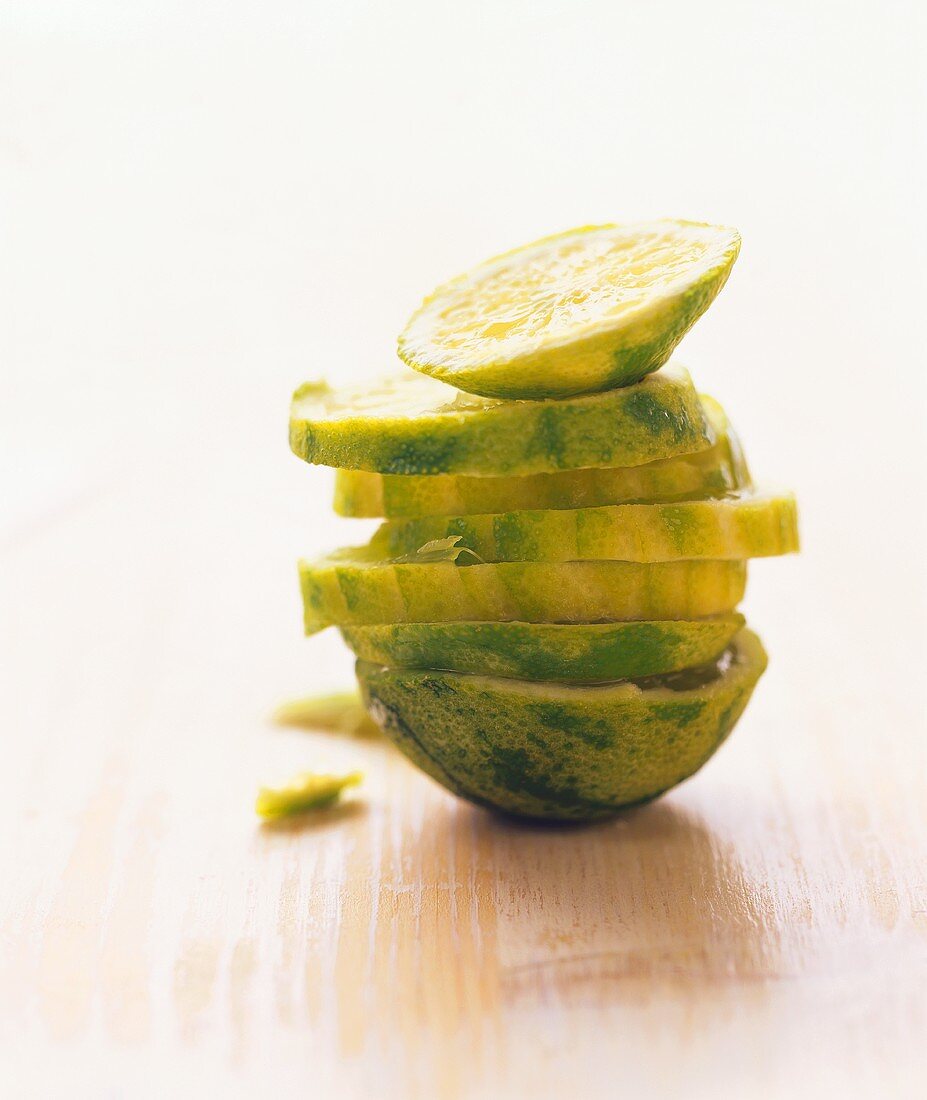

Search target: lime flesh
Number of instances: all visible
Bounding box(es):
[398,220,740,399]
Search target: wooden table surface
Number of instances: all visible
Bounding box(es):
[2,375,925,1099]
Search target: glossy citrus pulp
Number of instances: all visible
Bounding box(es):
[398,220,740,399]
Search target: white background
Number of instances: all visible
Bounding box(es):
[1,0,924,797]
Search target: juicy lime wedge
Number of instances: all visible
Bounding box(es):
[333,394,751,518]
[290,364,713,477]
[398,220,741,399]
[299,549,746,634]
[357,628,766,821]
[369,490,799,564]
[341,615,744,682]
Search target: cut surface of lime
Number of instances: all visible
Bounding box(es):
[370,491,798,564]
[357,628,766,821]
[341,615,744,682]
[333,394,750,518]
[398,220,741,399]
[299,549,747,633]
[290,364,713,477]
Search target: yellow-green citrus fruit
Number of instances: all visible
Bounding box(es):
[397,220,740,399]
[341,615,744,682]
[290,365,713,477]
[299,549,747,634]
[370,491,798,563]
[333,395,750,518]
[357,628,767,821]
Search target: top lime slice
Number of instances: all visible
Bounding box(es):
[398,220,741,400]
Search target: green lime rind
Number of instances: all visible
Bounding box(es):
[333,395,750,518]
[299,550,747,634]
[356,628,767,821]
[255,771,362,819]
[341,615,744,682]
[290,365,713,477]
[397,221,741,400]
[370,490,798,564]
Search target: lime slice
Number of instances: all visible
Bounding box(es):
[398,220,741,399]
[299,549,746,633]
[357,628,767,821]
[341,614,744,682]
[333,395,751,518]
[370,490,798,564]
[290,364,713,477]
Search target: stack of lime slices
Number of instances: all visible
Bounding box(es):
[290,221,798,821]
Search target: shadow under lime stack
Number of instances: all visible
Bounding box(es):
[290,221,798,821]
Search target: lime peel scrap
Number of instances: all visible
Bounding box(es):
[272,691,381,738]
[394,535,485,565]
[255,771,363,820]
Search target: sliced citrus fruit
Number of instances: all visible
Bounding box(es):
[397,220,741,399]
[290,364,712,477]
[333,395,750,518]
[341,614,744,682]
[299,548,747,634]
[370,490,798,564]
[357,628,767,821]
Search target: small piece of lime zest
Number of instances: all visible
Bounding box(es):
[255,771,363,820]
[395,535,484,565]
[272,691,381,738]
